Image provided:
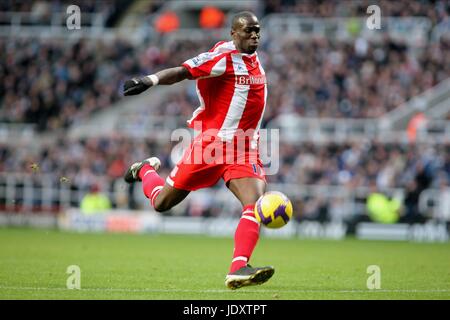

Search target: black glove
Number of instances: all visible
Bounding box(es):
[123,77,151,96]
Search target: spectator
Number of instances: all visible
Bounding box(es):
[80,183,111,215]
[2,34,450,130]
[366,191,401,224]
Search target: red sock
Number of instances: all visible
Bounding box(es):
[230,204,260,273]
[139,164,164,208]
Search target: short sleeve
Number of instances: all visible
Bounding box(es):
[182,51,228,80]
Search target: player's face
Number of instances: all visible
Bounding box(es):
[232,16,260,54]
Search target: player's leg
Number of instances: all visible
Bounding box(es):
[224,176,275,289]
[124,136,223,212]
[152,183,190,212]
[124,157,190,212]
[227,176,266,207]
[227,177,265,270]
[134,134,223,211]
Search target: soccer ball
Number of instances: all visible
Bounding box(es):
[254,191,293,228]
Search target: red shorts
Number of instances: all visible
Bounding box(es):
[166,133,266,191]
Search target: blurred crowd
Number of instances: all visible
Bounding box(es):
[0,136,448,221]
[156,36,450,121]
[269,141,449,189]
[271,140,450,222]
[262,0,450,24]
[1,1,450,223]
[1,0,450,130]
[2,136,448,191]
[2,34,449,130]
[0,0,124,26]
[0,37,147,131]
[14,134,435,214]
[3,0,448,26]
[264,36,450,119]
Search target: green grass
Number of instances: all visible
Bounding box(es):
[0,228,449,300]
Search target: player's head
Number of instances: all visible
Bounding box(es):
[231,11,260,54]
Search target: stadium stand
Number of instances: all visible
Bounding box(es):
[0,0,449,227]
[0,0,129,27]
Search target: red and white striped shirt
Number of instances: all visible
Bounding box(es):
[182,41,267,145]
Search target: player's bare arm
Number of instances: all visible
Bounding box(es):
[123,66,190,96]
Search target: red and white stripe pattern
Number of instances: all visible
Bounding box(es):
[143,169,161,206]
[241,207,259,225]
[217,53,250,141]
[229,204,260,273]
[182,41,267,144]
[231,256,248,263]
[252,55,267,143]
[150,186,163,208]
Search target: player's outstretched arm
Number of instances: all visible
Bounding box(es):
[123,66,190,96]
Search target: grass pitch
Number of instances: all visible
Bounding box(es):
[0,228,449,300]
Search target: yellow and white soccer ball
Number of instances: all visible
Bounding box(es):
[255,191,293,228]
